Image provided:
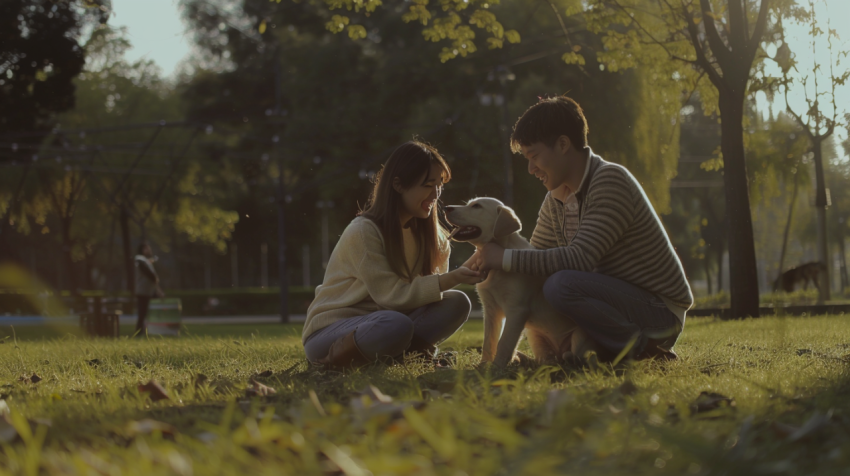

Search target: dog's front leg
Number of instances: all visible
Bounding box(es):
[481,296,503,363]
[492,309,531,368]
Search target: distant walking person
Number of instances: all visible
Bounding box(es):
[135,243,164,335]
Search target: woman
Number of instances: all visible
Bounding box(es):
[303,141,481,368]
[134,242,164,335]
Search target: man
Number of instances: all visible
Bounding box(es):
[135,242,164,335]
[479,96,693,360]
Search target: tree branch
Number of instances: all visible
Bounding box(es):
[784,78,815,142]
[684,3,724,87]
[747,0,771,62]
[1,164,30,222]
[608,0,698,66]
[727,0,748,51]
[544,0,588,75]
[698,0,732,67]
[667,70,707,144]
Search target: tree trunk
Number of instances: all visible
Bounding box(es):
[276,154,290,323]
[277,166,289,323]
[776,175,799,290]
[718,89,760,317]
[812,140,830,303]
[838,231,848,291]
[120,207,134,294]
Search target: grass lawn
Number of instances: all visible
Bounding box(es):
[1,316,849,475]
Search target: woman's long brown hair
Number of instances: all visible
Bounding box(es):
[359,141,451,281]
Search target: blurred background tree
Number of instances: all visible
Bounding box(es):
[1,0,850,316]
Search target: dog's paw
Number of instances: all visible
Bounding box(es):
[474,360,494,373]
[511,351,537,370]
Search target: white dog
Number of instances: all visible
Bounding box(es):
[446,197,593,368]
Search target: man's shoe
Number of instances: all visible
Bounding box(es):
[635,338,679,361]
[317,330,371,370]
[405,335,437,361]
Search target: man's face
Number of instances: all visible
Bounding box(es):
[521,139,570,192]
[143,245,153,257]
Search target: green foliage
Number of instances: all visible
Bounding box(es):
[2,25,242,290]
[577,0,792,117]
[289,0,520,63]
[692,291,729,309]
[0,0,108,138]
[174,200,239,253]
[745,113,811,205]
[2,317,850,474]
[779,0,850,142]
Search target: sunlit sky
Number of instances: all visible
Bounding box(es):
[110,0,849,160]
[108,0,191,77]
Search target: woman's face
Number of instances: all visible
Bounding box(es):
[399,162,445,223]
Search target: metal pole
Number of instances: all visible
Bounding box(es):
[499,90,514,207]
[321,203,330,268]
[231,243,239,288]
[204,247,211,290]
[813,142,831,302]
[274,45,290,323]
[261,243,269,288]
[302,244,310,287]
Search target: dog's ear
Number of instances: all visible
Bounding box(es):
[493,206,521,238]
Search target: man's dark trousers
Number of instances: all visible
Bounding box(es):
[543,270,681,357]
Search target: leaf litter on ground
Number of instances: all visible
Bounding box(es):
[2,316,850,475]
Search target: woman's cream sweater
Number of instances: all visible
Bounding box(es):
[302,216,450,343]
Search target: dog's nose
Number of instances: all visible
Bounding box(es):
[445,206,456,214]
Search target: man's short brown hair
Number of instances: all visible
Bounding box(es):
[510,96,588,153]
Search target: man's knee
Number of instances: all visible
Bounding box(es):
[543,270,585,307]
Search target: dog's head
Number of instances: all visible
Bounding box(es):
[444,197,522,246]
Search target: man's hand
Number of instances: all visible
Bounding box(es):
[480,243,506,273]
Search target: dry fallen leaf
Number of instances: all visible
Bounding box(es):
[196,431,218,443]
[138,380,170,402]
[126,419,176,437]
[618,380,638,396]
[788,411,833,442]
[771,421,798,439]
[193,373,208,388]
[690,391,736,414]
[542,389,574,422]
[350,385,421,421]
[245,380,276,398]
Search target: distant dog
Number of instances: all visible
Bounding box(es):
[773,262,827,293]
[446,197,599,367]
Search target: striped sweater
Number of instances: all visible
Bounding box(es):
[509,151,693,322]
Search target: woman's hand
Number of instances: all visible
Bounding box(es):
[462,251,489,281]
[439,266,482,290]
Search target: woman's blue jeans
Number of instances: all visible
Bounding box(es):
[304,290,471,362]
